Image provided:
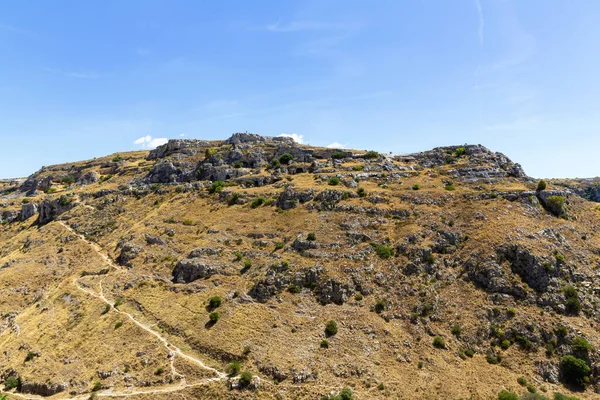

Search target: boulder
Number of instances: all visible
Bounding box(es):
[172,259,224,283]
[76,171,99,185]
[276,185,315,210]
[20,203,38,221]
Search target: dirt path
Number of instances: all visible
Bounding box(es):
[0,221,228,400]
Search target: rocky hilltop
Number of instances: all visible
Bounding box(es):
[1,133,599,399]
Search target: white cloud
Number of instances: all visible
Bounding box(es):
[475,0,484,47]
[266,21,346,33]
[278,133,304,144]
[133,135,168,149]
[179,133,186,137]
[326,142,349,149]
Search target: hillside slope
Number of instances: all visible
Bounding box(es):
[1,133,600,399]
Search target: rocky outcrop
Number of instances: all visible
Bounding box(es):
[147,139,210,160]
[144,161,192,183]
[172,259,225,283]
[38,196,74,225]
[1,210,20,224]
[76,171,99,185]
[20,381,66,397]
[116,242,142,268]
[20,203,38,221]
[497,245,560,293]
[276,185,315,210]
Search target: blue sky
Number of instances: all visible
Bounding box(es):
[1,0,599,179]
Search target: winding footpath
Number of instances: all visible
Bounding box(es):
[1,221,227,400]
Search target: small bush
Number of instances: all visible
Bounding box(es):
[372,243,395,259]
[331,151,346,160]
[279,153,295,165]
[507,307,516,317]
[155,367,164,375]
[572,337,593,353]
[451,324,461,338]
[239,371,253,387]
[517,377,527,386]
[183,219,194,226]
[288,285,301,294]
[455,147,466,157]
[553,393,582,400]
[243,259,252,269]
[412,184,420,190]
[560,355,590,387]
[545,195,565,217]
[364,151,379,159]
[375,299,386,313]
[352,165,364,171]
[445,185,456,191]
[228,192,240,205]
[464,348,475,357]
[114,322,123,329]
[486,354,500,364]
[209,311,220,322]
[208,180,226,194]
[114,299,123,308]
[500,339,511,350]
[251,196,265,208]
[320,339,329,348]
[357,187,366,197]
[92,381,102,392]
[226,361,241,376]
[497,390,519,400]
[307,232,316,241]
[328,177,341,186]
[339,388,354,400]
[235,251,243,261]
[112,154,122,162]
[433,336,446,349]
[4,375,20,390]
[205,148,218,158]
[325,320,338,336]
[61,175,75,185]
[537,180,547,191]
[563,286,581,315]
[270,158,281,169]
[354,293,363,301]
[208,296,222,309]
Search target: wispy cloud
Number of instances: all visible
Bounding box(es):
[278,133,304,144]
[326,142,349,149]
[266,20,352,33]
[45,68,100,80]
[475,0,484,47]
[0,23,38,38]
[133,135,168,149]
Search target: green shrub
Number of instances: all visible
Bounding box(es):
[553,393,582,400]
[226,360,241,376]
[352,165,363,171]
[375,299,386,313]
[328,177,340,186]
[235,251,243,261]
[433,336,446,349]
[507,307,516,317]
[251,196,265,208]
[500,339,511,350]
[228,192,240,205]
[373,243,395,259]
[354,293,363,301]
[288,284,301,294]
[208,180,226,194]
[155,367,164,375]
[239,370,253,387]
[537,180,547,191]
[445,185,455,191]
[325,320,338,336]
[331,151,346,160]
[339,388,354,400]
[464,348,475,357]
[320,339,329,348]
[412,184,420,190]
[209,311,220,322]
[307,232,316,241]
[364,151,379,159]
[560,355,590,387]
[279,153,295,165]
[451,324,461,338]
[270,158,281,169]
[92,381,102,391]
[61,175,75,185]
[59,194,72,207]
[243,259,252,269]
[205,148,218,158]
[114,322,123,329]
[572,337,593,352]
[208,296,222,309]
[4,375,20,390]
[497,390,519,400]
[183,218,194,226]
[112,154,122,162]
[563,286,581,315]
[517,377,527,386]
[455,147,466,157]
[545,195,565,216]
[114,298,123,308]
[357,187,366,197]
[487,354,500,364]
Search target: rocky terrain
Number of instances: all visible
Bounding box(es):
[1,133,600,399]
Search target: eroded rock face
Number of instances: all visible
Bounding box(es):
[117,242,142,268]
[497,244,559,293]
[1,210,20,224]
[172,259,224,283]
[38,196,74,225]
[147,139,210,160]
[76,171,99,185]
[145,161,192,184]
[20,381,66,397]
[20,203,38,221]
[276,185,315,210]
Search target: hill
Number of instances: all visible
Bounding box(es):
[1,133,600,399]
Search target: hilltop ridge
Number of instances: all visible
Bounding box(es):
[1,133,600,399]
